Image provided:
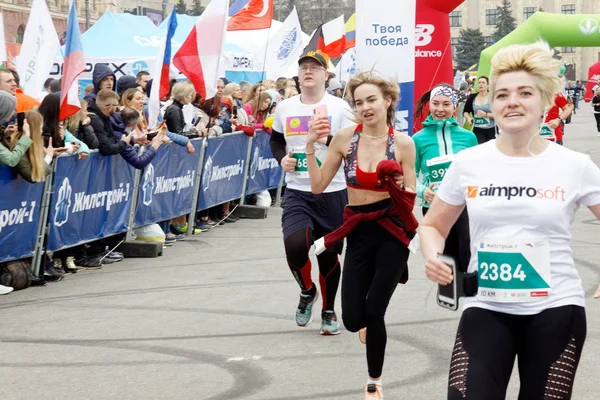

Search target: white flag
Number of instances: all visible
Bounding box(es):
[0,13,6,63]
[16,0,60,97]
[259,7,303,80]
[335,48,356,84]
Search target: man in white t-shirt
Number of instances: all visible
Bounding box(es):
[270,50,354,335]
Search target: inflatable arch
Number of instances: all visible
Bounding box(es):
[478,12,600,81]
[413,0,464,131]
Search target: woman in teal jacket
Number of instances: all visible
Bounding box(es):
[413,84,477,273]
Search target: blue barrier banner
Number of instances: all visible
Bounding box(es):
[198,133,249,210]
[48,153,136,251]
[246,130,283,196]
[0,166,44,262]
[134,140,202,227]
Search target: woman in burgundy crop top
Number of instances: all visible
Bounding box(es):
[304,71,418,400]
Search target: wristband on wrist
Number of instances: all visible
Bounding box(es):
[305,144,316,155]
[326,135,333,147]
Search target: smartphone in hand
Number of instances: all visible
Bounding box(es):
[437,254,459,311]
[313,104,328,119]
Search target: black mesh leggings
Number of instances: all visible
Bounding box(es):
[448,305,586,400]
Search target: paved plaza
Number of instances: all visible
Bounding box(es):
[1,106,599,399]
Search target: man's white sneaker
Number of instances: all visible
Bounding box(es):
[0,284,14,295]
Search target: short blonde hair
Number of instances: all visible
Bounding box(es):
[171,81,195,102]
[223,82,240,98]
[347,71,400,127]
[489,42,563,108]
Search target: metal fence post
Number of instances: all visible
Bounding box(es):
[239,134,253,206]
[125,146,144,241]
[31,159,58,278]
[186,137,207,237]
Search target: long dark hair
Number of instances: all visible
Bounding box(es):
[38,94,63,147]
[414,83,458,121]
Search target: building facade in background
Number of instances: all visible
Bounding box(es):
[450,0,600,80]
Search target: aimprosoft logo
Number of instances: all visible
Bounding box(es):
[467,184,566,201]
[579,18,599,35]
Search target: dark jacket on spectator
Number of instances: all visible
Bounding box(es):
[110,112,126,139]
[84,64,115,105]
[164,100,186,133]
[88,102,156,169]
[72,123,99,150]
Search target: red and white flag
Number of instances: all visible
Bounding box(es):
[227,0,273,31]
[303,15,346,59]
[172,0,228,99]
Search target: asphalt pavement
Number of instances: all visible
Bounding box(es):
[1,105,599,399]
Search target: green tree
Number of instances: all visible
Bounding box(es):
[188,0,205,16]
[455,28,485,71]
[176,0,187,15]
[493,0,517,42]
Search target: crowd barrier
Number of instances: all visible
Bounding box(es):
[0,130,284,276]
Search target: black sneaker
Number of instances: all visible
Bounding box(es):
[44,269,64,282]
[75,256,103,269]
[170,225,185,235]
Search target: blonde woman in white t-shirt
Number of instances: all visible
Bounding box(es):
[420,42,600,400]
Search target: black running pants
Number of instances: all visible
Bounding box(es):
[448,306,586,400]
[341,205,409,378]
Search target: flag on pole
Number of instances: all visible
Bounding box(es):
[173,0,228,100]
[345,14,356,50]
[0,13,6,64]
[258,7,303,80]
[59,1,85,121]
[227,0,273,31]
[16,0,60,98]
[303,15,346,59]
[228,0,250,16]
[148,7,178,128]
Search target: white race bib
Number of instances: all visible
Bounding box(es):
[476,237,551,303]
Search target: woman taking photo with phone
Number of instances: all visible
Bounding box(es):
[420,42,600,400]
[306,71,418,399]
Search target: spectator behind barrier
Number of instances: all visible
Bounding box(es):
[64,99,98,150]
[276,77,287,96]
[8,69,40,112]
[39,94,89,159]
[164,81,196,134]
[243,82,265,104]
[39,78,55,101]
[136,71,150,91]
[284,86,299,99]
[84,64,116,105]
[239,80,251,101]
[245,92,271,129]
[117,75,140,97]
[90,89,163,169]
[0,90,32,167]
[83,84,94,97]
[12,110,52,182]
[223,83,251,125]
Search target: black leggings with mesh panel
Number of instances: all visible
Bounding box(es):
[448,305,586,400]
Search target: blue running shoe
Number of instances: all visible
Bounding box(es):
[320,310,341,335]
[295,290,319,327]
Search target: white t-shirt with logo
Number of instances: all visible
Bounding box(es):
[437,141,600,315]
[273,93,355,193]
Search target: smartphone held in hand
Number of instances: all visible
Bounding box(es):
[437,254,459,311]
[313,104,328,119]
